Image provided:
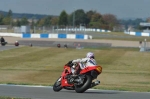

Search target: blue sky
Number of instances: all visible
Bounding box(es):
[0,0,150,19]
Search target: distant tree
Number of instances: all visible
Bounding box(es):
[68,13,74,26]
[44,16,52,27]
[31,18,35,29]
[68,9,87,27]
[20,17,29,25]
[7,9,13,26]
[2,17,11,25]
[51,17,59,26]
[0,14,4,25]
[73,9,86,26]
[16,19,21,26]
[102,14,118,24]
[14,19,21,27]
[7,9,12,17]
[86,10,97,26]
[102,14,119,30]
[89,13,104,28]
[37,18,45,26]
[59,10,68,26]
[89,22,101,28]
[1,10,13,25]
[91,13,102,22]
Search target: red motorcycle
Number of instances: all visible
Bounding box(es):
[53,63,102,93]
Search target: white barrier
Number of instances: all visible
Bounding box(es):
[0,33,22,37]
[31,34,40,38]
[129,32,136,35]
[141,33,149,36]
[67,34,76,39]
[124,31,150,37]
[50,34,58,38]
[0,33,91,40]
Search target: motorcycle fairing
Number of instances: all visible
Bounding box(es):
[80,66,102,74]
[61,66,74,87]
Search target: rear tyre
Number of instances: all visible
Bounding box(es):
[53,77,62,92]
[75,75,92,93]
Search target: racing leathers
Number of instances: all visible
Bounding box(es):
[70,57,97,75]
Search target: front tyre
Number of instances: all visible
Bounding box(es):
[75,75,92,93]
[53,77,62,92]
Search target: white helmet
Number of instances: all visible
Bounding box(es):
[86,52,95,59]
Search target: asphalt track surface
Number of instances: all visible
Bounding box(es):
[0,46,19,51]
[0,84,150,99]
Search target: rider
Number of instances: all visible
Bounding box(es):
[67,52,97,76]
[0,36,6,45]
[0,37,5,43]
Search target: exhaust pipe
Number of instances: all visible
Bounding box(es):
[90,80,100,88]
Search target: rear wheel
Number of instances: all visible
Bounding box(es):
[75,75,92,93]
[53,77,62,92]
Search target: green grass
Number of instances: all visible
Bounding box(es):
[0,96,30,99]
[0,46,150,92]
[89,31,150,41]
[0,96,31,99]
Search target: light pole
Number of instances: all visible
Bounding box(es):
[73,9,75,30]
[144,38,147,51]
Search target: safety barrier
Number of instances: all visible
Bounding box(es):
[0,33,90,39]
[57,28,111,32]
[124,31,150,37]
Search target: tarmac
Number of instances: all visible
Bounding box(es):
[2,36,142,48]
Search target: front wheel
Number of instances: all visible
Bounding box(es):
[53,77,62,92]
[75,75,92,93]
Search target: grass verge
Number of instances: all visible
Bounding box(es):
[0,96,30,99]
[0,46,150,92]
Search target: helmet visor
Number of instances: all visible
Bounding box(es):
[90,56,95,59]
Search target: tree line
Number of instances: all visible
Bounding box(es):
[0,9,119,30]
[54,9,119,30]
[0,9,148,31]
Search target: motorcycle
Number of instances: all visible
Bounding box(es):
[53,63,102,93]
